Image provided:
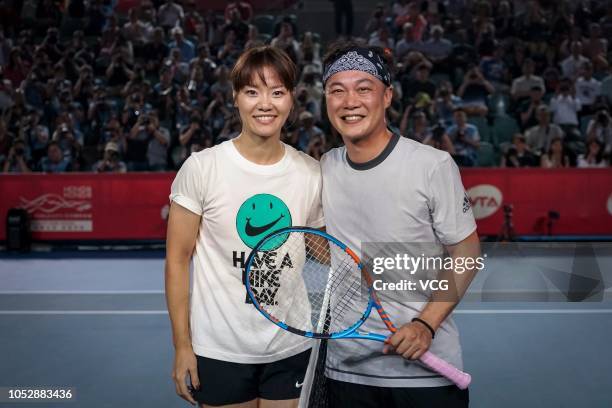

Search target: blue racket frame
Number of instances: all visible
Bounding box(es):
[245,226,389,342]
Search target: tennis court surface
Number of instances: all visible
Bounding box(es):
[1,250,611,407]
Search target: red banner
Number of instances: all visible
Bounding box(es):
[0,173,172,241]
[461,168,612,236]
[1,169,611,241]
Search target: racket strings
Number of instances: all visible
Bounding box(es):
[248,231,366,336]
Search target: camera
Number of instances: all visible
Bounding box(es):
[432,124,445,142]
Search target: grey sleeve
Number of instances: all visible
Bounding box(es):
[428,156,477,245]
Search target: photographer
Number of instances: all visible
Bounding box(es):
[446,107,480,166]
[457,65,493,117]
[87,85,114,144]
[153,66,175,118]
[126,110,169,171]
[105,51,134,89]
[177,111,211,164]
[422,122,456,155]
[185,65,211,107]
[73,64,95,107]
[518,85,545,131]
[550,77,581,140]
[586,109,612,154]
[433,80,463,126]
[204,90,231,137]
[52,122,83,165]
[144,27,169,76]
[92,141,127,173]
[2,138,31,173]
[295,85,319,122]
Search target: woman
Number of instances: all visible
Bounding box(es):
[166,46,324,408]
[577,138,608,168]
[540,137,570,168]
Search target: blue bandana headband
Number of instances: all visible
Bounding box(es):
[322,48,391,87]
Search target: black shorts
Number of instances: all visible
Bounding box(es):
[191,349,311,406]
[327,378,469,408]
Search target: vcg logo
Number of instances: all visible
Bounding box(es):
[467,184,503,219]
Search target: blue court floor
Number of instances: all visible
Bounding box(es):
[1,252,611,407]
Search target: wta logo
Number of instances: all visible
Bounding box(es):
[466,184,503,219]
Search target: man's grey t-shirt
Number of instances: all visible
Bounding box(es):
[320,133,477,387]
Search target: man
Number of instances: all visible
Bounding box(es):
[518,85,545,131]
[500,134,538,168]
[560,41,589,80]
[510,58,545,102]
[401,63,436,107]
[446,107,481,167]
[575,61,601,116]
[92,141,127,173]
[168,26,195,63]
[315,41,479,407]
[525,105,564,153]
[549,78,581,140]
[420,25,453,65]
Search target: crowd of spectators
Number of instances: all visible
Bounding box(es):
[1,0,611,173]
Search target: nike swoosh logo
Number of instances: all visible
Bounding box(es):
[245,214,284,237]
[295,381,304,388]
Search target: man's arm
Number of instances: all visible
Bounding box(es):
[416,230,480,331]
[165,202,201,405]
[385,231,481,359]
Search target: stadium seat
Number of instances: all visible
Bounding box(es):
[477,141,497,167]
[488,92,509,116]
[467,116,492,143]
[252,15,276,35]
[493,115,520,145]
[256,33,272,44]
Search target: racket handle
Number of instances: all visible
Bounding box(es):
[419,351,471,390]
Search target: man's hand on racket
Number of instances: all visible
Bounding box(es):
[172,346,199,405]
[383,321,433,360]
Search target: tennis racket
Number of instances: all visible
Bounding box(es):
[244,226,471,390]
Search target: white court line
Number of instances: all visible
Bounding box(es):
[0,290,165,295]
[1,309,612,315]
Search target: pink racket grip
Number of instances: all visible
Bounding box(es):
[419,351,471,390]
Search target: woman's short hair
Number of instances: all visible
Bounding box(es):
[230,46,297,92]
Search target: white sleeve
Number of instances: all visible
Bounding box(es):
[427,156,477,245]
[169,154,205,215]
